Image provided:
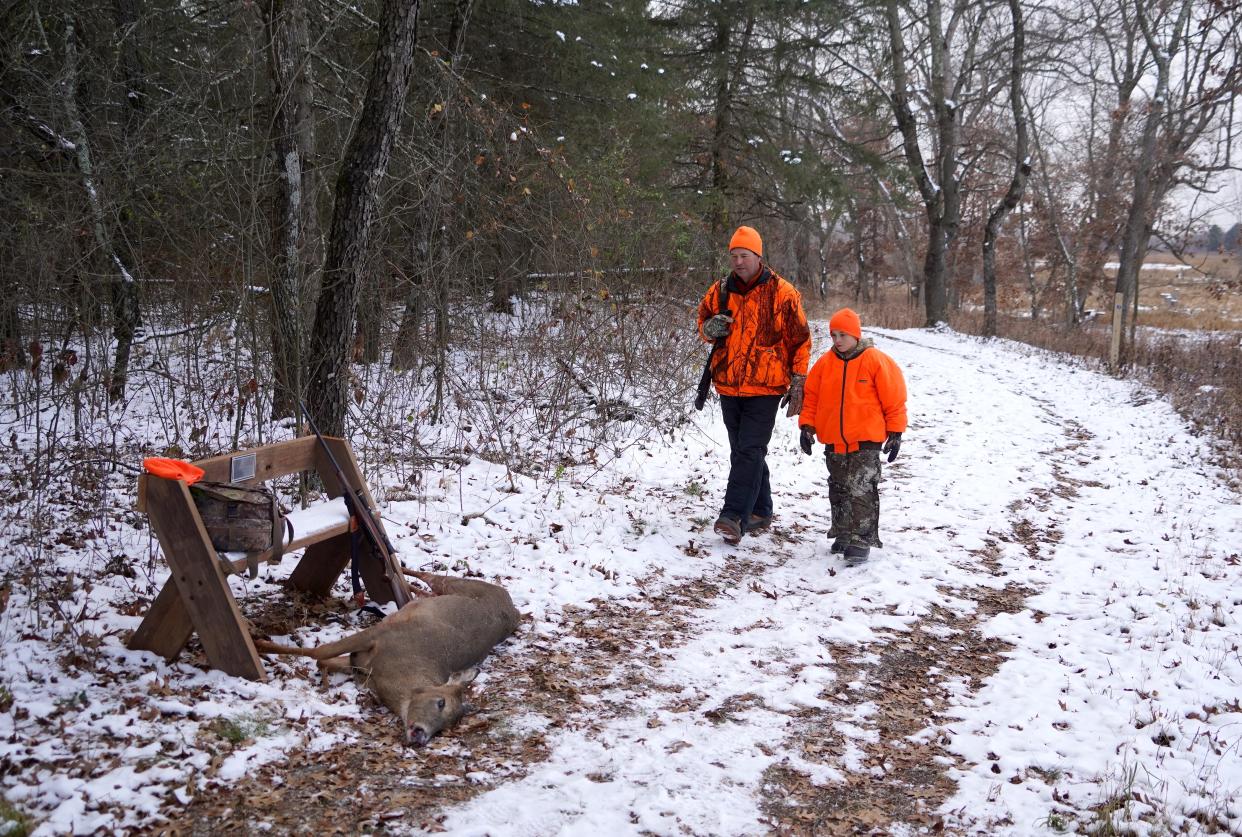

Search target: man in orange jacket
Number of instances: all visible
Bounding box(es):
[698,225,811,544]
[797,308,907,565]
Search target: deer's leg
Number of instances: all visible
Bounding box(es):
[316,654,353,685]
[410,572,504,602]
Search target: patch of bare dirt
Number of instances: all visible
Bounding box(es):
[757,584,1031,836]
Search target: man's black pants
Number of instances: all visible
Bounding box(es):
[719,394,781,527]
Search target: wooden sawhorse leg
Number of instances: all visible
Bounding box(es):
[127,476,266,681]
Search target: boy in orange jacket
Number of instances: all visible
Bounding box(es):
[797,308,907,565]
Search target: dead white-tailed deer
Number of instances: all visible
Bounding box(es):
[255,572,519,746]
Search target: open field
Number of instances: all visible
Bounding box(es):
[1087,251,1242,331]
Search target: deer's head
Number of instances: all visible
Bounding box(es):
[399,668,478,747]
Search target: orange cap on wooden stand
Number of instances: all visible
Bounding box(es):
[142,457,205,484]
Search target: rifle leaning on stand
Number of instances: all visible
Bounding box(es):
[298,399,411,609]
[694,279,731,411]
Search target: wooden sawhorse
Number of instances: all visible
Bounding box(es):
[127,435,412,681]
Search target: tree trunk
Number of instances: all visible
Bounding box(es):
[981,0,1028,338]
[263,0,318,419]
[706,9,754,241]
[1,295,23,372]
[112,0,147,114]
[59,14,141,402]
[847,197,866,300]
[305,0,422,437]
[922,218,950,324]
[1079,0,1144,326]
[886,0,957,327]
[707,14,732,241]
[1111,0,1187,368]
[356,276,383,364]
[392,241,428,370]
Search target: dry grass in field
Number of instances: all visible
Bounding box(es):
[1083,252,1242,331]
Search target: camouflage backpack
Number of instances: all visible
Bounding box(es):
[189,481,290,577]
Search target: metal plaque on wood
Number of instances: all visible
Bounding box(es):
[230,452,257,483]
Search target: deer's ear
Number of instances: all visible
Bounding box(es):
[448,667,479,688]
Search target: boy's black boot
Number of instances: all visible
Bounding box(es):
[829,536,847,554]
[843,543,870,566]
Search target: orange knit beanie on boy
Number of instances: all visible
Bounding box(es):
[829,308,862,339]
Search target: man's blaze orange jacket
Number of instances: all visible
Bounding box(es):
[798,340,907,454]
[697,266,811,397]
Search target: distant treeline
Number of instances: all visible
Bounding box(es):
[1204,224,1242,252]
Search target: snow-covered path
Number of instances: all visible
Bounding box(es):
[2,327,1240,836]
[421,327,1242,836]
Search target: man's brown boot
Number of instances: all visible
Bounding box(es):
[713,515,742,544]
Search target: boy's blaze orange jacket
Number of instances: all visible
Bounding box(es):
[697,266,811,397]
[798,340,907,454]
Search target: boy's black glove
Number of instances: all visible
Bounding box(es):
[883,431,902,462]
[799,426,815,456]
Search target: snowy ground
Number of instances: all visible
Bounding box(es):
[2,325,1240,835]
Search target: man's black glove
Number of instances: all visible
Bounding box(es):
[780,374,806,418]
[883,431,902,463]
[702,314,733,340]
[799,426,815,456]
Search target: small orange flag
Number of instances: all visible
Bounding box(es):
[142,458,205,484]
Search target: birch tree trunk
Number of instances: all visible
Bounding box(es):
[305,0,422,437]
[57,13,141,403]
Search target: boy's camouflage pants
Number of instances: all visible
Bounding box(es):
[825,448,883,548]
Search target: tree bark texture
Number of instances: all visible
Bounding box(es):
[306,0,422,437]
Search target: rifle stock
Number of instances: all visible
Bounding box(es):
[298,400,411,608]
[694,284,731,411]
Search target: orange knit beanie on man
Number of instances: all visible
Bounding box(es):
[728,225,763,258]
[829,308,862,340]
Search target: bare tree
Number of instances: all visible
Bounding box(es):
[981,0,1030,337]
[1111,0,1242,367]
[885,0,976,326]
[50,9,141,402]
